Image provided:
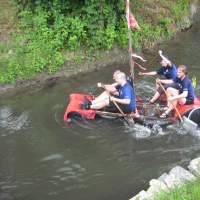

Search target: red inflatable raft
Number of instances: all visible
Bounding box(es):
[64,93,200,126]
[63,94,97,122]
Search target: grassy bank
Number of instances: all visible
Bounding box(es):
[152,174,200,200]
[0,0,198,86]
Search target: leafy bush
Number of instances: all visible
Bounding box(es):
[0,0,191,84]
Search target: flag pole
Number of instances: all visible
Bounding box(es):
[128,28,134,88]
[126,0,140,88]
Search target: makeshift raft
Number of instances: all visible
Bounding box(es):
[63,93,200,127]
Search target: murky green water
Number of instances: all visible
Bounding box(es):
[1,7,200,200]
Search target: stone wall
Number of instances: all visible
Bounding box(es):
[130,157,200,200]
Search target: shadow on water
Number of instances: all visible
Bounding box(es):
[1,7,200,200]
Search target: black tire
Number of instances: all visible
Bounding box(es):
[188,107,200,126]
[181,108,193,118]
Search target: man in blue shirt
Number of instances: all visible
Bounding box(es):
[89,70,131,101]
[79,72,135,114]
[160,65,195,118]
[139,50,178,104]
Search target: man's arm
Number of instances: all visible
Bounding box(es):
[159,51,172,67]
[97,83,117,93]
[103,83,117,87]
[157,78,174,85]
[110,96,130,104]
[139,71,157,76]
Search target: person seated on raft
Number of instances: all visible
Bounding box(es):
[79,72,135,114]
[160,65,195,118]
[89,69,131,100]
[139,50,178,104]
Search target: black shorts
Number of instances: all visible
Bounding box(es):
[106,100,132,114]
[185,98,194,105]
[157,83,179,95]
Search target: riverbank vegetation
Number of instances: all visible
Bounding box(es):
[0,0,198,85]
[153,174,200,200]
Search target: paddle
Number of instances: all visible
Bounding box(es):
[134,53,159,80]
[101,84,135,127]
[158,81,183,122]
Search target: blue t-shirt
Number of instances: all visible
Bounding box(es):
[115,83,135,111]
[156,62,177,80]
[173,76,195,100]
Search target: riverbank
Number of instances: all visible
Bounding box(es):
[0,42,128,93]
[130,157,200,200]
[0,1,197,94]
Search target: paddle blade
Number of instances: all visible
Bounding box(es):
[124,114,135,127]
[182,116,198,131]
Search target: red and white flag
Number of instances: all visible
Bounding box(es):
[126,0,141,31]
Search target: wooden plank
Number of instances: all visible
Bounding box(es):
[118,111,135,117]
[96,110,177,122]
[96,110,135,117]
[96,111,120,117]
[136,102,165,106]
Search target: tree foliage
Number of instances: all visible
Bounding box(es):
[14,0,127,50]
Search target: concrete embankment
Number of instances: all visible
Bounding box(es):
[130,157,200,200]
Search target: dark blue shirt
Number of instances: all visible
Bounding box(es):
[173,76,195,100]
[115,83,135,111]
[156,62,177,80]
[126,76,131,85]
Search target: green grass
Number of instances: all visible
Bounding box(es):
[152,174,200,200]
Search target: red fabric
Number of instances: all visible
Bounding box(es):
[126,0,140,31]
[129,12,141,31]
[63,94,97,121]
[161,93,167,101]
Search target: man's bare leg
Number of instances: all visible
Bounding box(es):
[163,87,179,115]
[93,91,108,100]
[91,94,109,105]
[150,91,160,103]
[90,99,109,110]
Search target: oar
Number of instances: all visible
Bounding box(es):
[101,84,135,127]
[136,103,165,107]
[136,101,165,106]
[134,53,159,80]
[158,81,183,122]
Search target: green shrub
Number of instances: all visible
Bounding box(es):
[0,0,191,84]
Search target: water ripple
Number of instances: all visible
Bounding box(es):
[0,106,30,133]
[0,106,13,119]
[39,154,62,162]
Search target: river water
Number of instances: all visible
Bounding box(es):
[1,8,200,200]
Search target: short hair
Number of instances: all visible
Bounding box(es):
[178,65,188,75]
[113,70,121,76]
[117,72,126,81]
